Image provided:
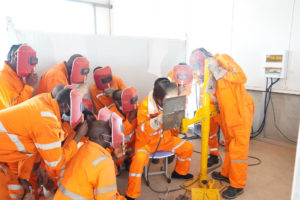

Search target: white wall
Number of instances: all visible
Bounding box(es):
[11,29,186,100]
[0,0,111,62]
[111,0,300,94]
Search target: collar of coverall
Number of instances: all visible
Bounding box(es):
[147,90,160,115]
[48,93,62,122]
[3,61,23,81]
[87,140,113,158]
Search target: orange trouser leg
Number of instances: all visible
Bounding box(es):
[4,163,24,200]
[0,163,10,200]
[220,107,253,188]
[126,137,193,198]
[167,137,193,175]
[209,116,219,156]
[126,148,149,198]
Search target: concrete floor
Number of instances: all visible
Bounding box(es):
[117,139,296,200]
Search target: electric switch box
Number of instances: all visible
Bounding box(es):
[264,51,288,79]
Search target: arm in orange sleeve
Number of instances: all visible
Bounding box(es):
[116,76,127,90]
[90,85,105,112]
[214,54,247,84]
[17,154,40,180]
[0,83,33,108]
[33,118,78,171]
[221,69,247,84]
[137,101,163,137]
[91,156,119,200]
[45,75,69,94]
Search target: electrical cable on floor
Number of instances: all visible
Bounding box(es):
[248,156,262,166]
[251,78,280,138]
[269,80,297,143]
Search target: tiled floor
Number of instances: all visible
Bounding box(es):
[117,139,296,200]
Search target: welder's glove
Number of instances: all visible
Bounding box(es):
[207,57,227,80]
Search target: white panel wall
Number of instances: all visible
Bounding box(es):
[231,0,295,91]
[12,29,186,100]
[287,0,300,92]
[111,0,300,93]
[187,0,233,56]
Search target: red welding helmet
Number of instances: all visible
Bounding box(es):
[70,57,90,84]
[16,44,38,77]
[94,66,114,90]
[121,87,138,114]
[173,64,193,85]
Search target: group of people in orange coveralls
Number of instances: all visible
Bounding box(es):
[0,44,254,200]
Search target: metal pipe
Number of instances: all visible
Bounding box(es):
[68,0,112,9]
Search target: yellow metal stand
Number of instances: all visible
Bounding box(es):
[181,59,224,200]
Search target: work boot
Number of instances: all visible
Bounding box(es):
[207,154,219,167]
[222,186,244,199]
[151,158,159,164]
[171,171,194,179]
[211,171,230,183]
[125,195,135,200]
[167,155,175,164]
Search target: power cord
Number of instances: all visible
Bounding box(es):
[251,78,280,138]
[193,150,261,167]
[269,80,296,143]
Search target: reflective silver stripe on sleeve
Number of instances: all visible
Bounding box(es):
[93,155,109,166]
[58,185,86,200]
[94,184,117,195]
[9,194,23,199]
[171,140,186,152]
[0,122,26,153]
[125,131,135,141]
[96,93,105,98]
[4,97,17,108]
[209,133,217,139]
[41,111,58,120]
[176,157,192,162]
[44,155,62,167]
[141,122,145,132]
[135,149,150,157]
[57,165,66,186]
[127,147,134,152]
[35,141,61,150]
[129,173,142,177]
[0,164,7,174]
[150,129,163,136]
[231,159,248,163]
[209,148,218,151]
[7,184,23,190]
[108,103,115,108]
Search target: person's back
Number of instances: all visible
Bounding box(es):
[36,62,69,94]
[54,120,125,200]
[36,54,90,94]
[54,140,116,199]
[0,93,62,162]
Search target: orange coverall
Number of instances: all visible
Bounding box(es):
[126,92,193,198]
[0,93,78,198]
[209,115,220,156]
[36,62,69,94]
[90,75,126,112]
[54,141,125,200]
[0,62,34,110]
[214,54,254,188]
